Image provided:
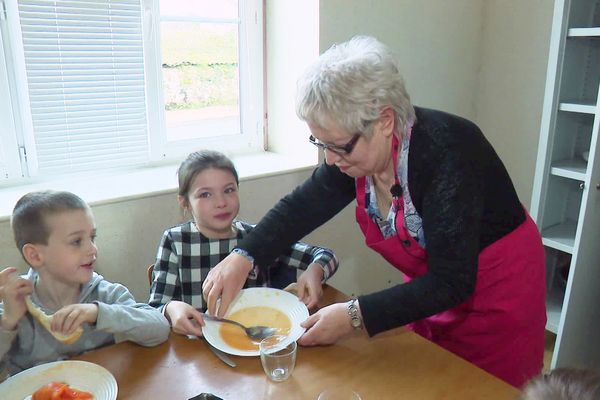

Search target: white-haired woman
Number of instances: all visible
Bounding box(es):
[203,36,546,387]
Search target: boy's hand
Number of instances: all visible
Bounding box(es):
[165,300,204,337]
[296,263,325,310]
[51,303,98,336]
[0,267,32,331]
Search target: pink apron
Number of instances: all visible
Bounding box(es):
[354,145,546,387]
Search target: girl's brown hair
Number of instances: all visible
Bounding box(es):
[177,150,239,198]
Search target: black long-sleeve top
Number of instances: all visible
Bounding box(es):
[239,107,525,337]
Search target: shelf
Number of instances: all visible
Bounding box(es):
[567,27,600,37]
[546,283,565,334]
[559,102,597,114]
[541,221,577,253]
[550,158,587,180]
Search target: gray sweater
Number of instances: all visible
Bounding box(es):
[0,270,170,377]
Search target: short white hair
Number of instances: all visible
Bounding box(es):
[296,35,415,137]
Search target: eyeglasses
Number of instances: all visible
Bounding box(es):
[308,134,361,155]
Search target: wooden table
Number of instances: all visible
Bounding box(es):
[74,286,520,399]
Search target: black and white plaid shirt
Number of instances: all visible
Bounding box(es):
[148,220,339,312]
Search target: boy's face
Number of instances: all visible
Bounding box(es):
[36,209,98,285]
[181,167,240,239]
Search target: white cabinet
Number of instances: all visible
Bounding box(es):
[531,0,600,369]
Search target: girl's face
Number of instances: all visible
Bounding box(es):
[180,167,240,239]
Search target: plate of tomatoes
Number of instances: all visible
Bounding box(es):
[0,360,117,400]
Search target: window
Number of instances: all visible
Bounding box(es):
[0,0,263,182]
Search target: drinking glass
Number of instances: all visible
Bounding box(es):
[317,388,362,400]
[259,335,297,382]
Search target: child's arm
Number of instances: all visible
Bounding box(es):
[273,242,339,281]
[148,230,183,312]
[48,303,97,338]
[0,268,32,331]
[296,263,326,310]
[0,268,33,361]
[163,300,204,337]
[271,242,340,309]
[94,281,170,347]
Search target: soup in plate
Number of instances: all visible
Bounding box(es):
[220,306,291,351]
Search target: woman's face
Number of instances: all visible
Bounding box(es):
[308,111,395,178]
[179,168,240,239]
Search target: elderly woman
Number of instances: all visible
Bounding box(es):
[203,36,546,387]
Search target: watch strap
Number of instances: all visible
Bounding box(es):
[347,297,363,330]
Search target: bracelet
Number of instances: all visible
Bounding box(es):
[232,248,255,265]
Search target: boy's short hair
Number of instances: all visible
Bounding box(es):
[521,368,600,400]
[11,191,89,254]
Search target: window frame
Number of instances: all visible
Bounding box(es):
[0,19,23,180]
[0,0,265,184]
[143,0,265,162]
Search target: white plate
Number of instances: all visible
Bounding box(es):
[203,287,309,356]
[0,360,117,400]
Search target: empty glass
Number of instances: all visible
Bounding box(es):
[317,389,362,400]
[259,335,297,382]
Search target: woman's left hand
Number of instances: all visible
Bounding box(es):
[298,302,354,346]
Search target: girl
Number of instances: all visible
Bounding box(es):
[148,150,339,337]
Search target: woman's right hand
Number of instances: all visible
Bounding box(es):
[202,252,253,317]
[0,267,33,331]
[164,300,205,337]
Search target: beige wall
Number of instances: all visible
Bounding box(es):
[319,0,554,206]
[476,0,553,207]
[0,1,555,302]
[320,0,485,120]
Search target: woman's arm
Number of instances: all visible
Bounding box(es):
[240,162,355,266]
[203,162,355,317]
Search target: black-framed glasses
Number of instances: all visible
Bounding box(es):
[308,134,361,155]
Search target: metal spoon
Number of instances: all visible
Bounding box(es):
[201,313,277,341]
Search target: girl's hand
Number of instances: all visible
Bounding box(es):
[51,303,98,335]
[165,300,205,337]
[296,263,325,310]
[0,267,32,331]
[202,252,253,317]
[297,302,356,346]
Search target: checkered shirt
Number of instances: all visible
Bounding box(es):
[148,220,338,312]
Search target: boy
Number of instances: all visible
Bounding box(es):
[0,191,170,377]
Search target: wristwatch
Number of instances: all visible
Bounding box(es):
[347,297,363,330]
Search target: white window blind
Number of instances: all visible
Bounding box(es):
[18,0,149,176]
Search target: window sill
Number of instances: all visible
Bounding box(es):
[0,151,317,222]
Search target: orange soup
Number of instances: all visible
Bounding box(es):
[220,306,291,351]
